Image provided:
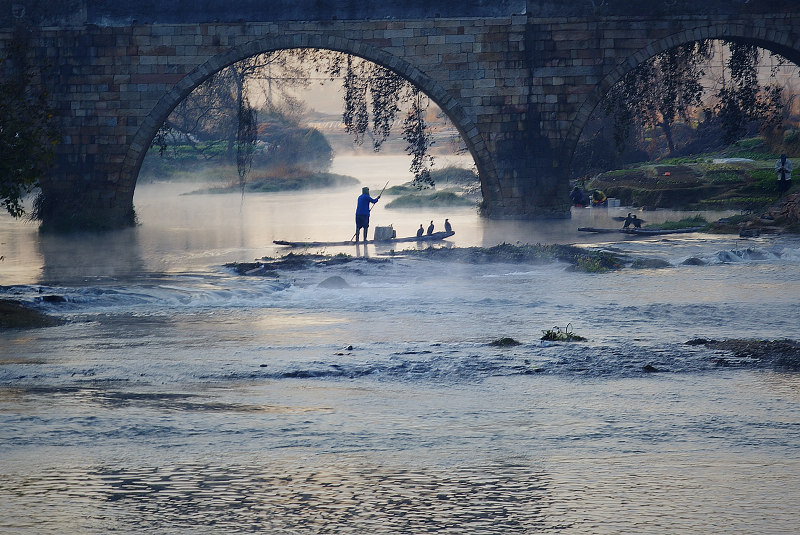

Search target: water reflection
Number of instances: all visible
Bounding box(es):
[36,228,146,285]
[2,180,743,288]
[354,243,369,258]
[1,461,551,533]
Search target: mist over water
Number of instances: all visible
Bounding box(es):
[2,154,800,533]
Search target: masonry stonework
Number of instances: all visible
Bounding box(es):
[2,5,800,228]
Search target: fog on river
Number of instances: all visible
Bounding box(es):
[1,152,743,285]
[2,153,800,534]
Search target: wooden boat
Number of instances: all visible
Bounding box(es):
[273,230,455,247]
[577,226,706,235]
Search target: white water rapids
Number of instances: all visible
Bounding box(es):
[1,154,800,533]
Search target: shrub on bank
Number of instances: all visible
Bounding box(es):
[385,191,474,209]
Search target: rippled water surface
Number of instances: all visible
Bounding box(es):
[2,160,800,533]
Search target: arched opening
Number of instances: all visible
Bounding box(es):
[121,36,495,220]
[566,29,800,213]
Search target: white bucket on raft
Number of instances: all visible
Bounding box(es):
[373,225,396,241]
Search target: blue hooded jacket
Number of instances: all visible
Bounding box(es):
[356,193,378,215]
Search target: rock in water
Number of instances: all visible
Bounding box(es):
[630,258,672,269]
[0,299,65,329]
[318,276,350,289]
[739,229,760,238]
[682,257,706,266]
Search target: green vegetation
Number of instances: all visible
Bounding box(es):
[571,255,619,273]
[657,155,704,165]
[383,166,479,207]
[706,168,744,184]
[586,138,795,211]
[431,166,479,185]
[143,114,335,187]
[191,171,358,194]
[646,215,708,230]
[602,41,783,159]
[541,324,587,342]
[245,172,357,192]
[384,184,417,195]
[385,167,478,195]
[573,41,794,181]
[726,137,781,160]
[0,37,59,218]
[695,196,776,211]
[385,191,474,209]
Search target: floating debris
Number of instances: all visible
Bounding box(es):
[540,323,587,342]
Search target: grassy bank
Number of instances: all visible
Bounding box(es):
[385,191,475,209]
[585,138,795,211]
[190,171,359,194]
[384,166,479,209]
[643,215,709,231]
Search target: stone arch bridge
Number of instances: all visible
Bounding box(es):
[2,0,799,228]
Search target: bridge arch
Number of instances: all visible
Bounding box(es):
[120,34,496,206]
[564,22,800,165]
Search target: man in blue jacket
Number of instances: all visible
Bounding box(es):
[355,187,380,242]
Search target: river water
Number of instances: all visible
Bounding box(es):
[2,155,800,534]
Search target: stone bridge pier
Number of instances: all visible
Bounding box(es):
[2,1,799,229]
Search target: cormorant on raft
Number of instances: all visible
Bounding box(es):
[624,213,642,228]
[427,221,435,235]
[444,219,452,232]
[612,214,646,227]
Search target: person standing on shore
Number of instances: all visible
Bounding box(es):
[775,154,793,197]
[355,187,380,242]
[570,186,586,207]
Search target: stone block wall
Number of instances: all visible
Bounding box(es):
[2,8,800,227]
[527,14,800,159]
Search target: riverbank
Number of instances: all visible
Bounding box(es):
[185,171,359,194]
[383,166,481,209]
[707,192,800,235]
[583,138,799,235]
[584,139,794,212]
